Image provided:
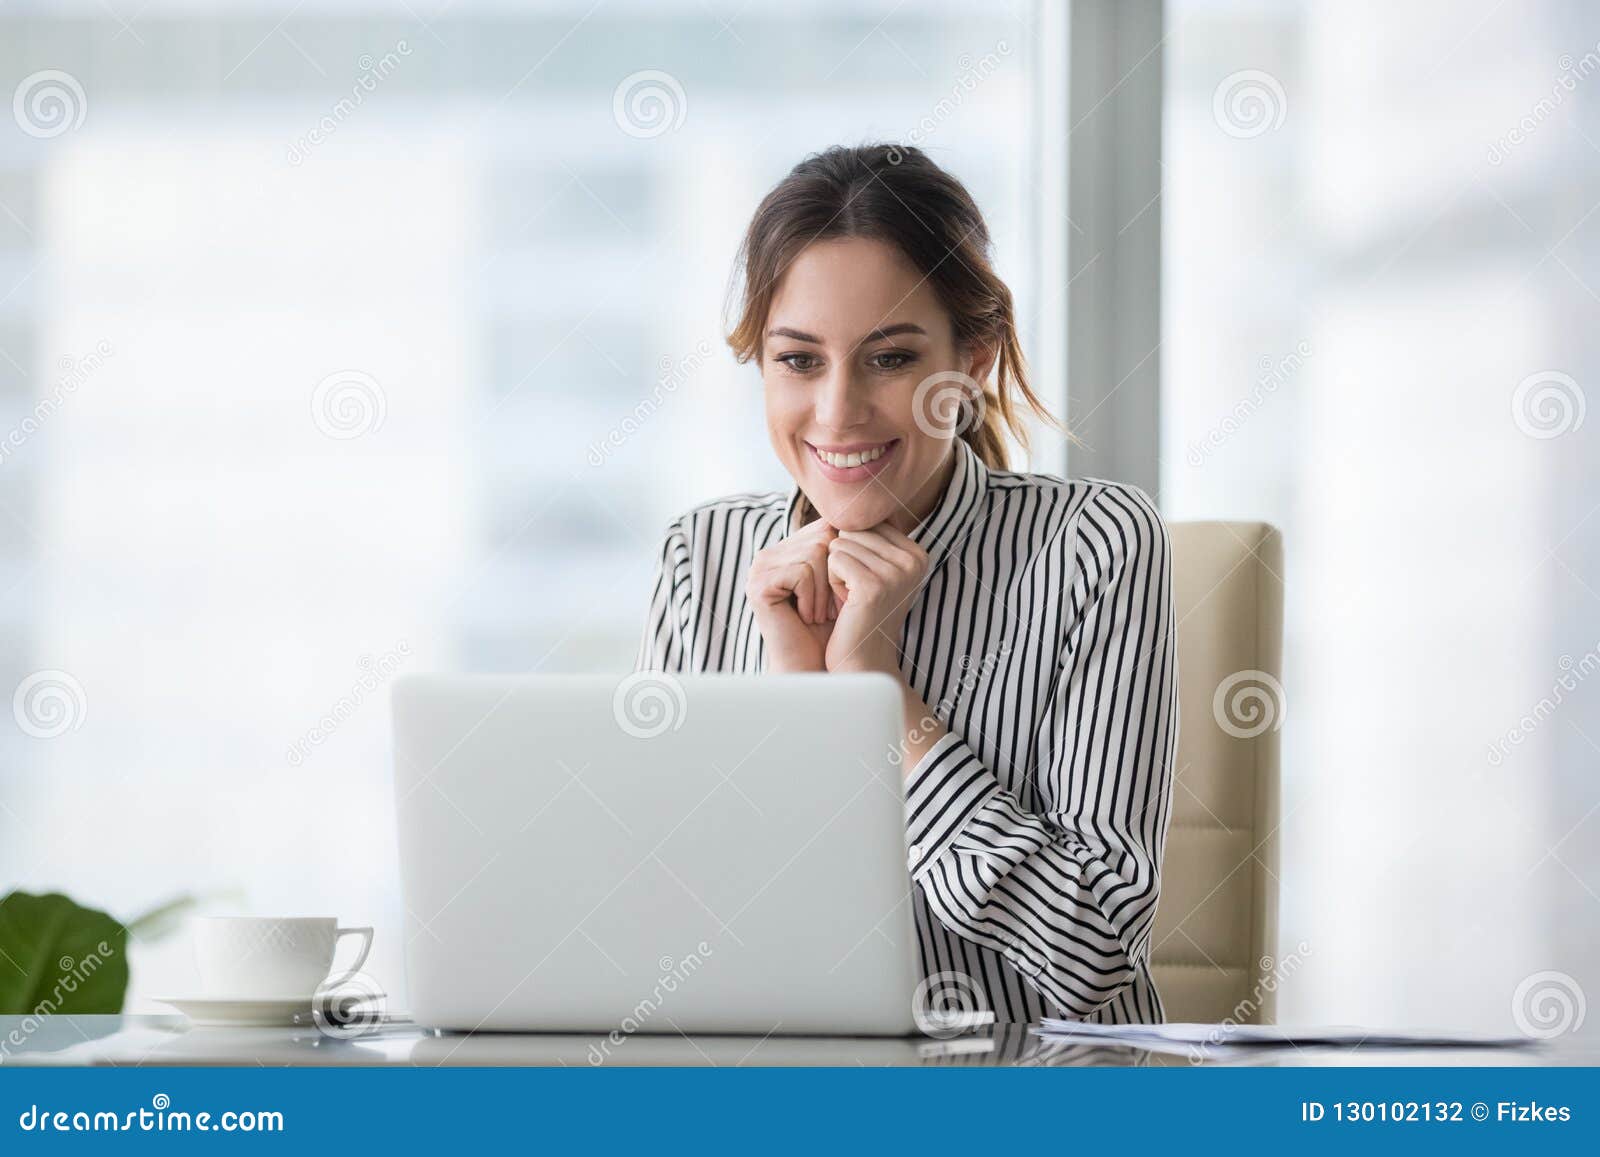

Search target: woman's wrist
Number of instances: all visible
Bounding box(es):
[766,652,825,674]
[827,632,899,677]
[898,683,947,774]
[831,648,947,773]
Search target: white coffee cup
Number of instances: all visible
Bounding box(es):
[192,916,373,1000]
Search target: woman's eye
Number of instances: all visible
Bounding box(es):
[777,353,819,372]
[870,351,915,371]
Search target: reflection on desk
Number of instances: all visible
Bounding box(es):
[1,1016,1587,1069]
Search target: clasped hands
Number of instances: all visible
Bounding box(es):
[746,518,929,676]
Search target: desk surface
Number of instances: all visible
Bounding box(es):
[1,1016,1590,1068]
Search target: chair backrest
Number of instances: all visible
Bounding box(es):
[1151,521,1283,1024]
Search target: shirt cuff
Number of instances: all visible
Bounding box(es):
[903,732,1003,878]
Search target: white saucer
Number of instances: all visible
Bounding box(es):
[154,995,316,1027]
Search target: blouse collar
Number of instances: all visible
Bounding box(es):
[781,437,990,575]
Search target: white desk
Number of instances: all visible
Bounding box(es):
[1,1016,1584,1068]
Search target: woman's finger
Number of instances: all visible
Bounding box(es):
[754,561,810,613]
[826,548,874,598]
[835,528,916,571]
[792,560,815,623]
[806,546,831,627]
[860,522,924,556]
[829,536,896,580]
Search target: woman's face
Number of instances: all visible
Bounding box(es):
[761,236,994,533]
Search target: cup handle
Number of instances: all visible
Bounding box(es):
[330,925,374,981]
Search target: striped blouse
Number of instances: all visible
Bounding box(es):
[635,437,1178,1025]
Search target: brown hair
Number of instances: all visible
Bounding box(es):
[725,142,1062,472]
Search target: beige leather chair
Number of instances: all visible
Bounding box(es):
[1151,522,1283,1024]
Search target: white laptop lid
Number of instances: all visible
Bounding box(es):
[392,672,922,1035]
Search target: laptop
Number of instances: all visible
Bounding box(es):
[391,672,928,1036]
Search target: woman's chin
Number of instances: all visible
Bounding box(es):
[810,493,897,532]
[825,512,883,532]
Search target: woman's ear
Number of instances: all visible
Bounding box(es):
[962,339,998,386]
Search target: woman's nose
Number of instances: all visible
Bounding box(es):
[813,366,871,432]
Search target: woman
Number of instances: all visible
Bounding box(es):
[638,144,1177,1025]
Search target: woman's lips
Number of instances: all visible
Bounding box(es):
[807,439,900,483]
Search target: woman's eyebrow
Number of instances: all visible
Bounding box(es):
[764,322,928,346]
[857,322,927,345]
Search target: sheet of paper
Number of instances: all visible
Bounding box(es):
[1032,1019,1532,1049]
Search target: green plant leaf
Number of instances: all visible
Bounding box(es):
[124,894,200,942]
[0,891,129,1015]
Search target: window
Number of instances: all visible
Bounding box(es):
[0,0,1055,1007]
[1162,0,1599,1028]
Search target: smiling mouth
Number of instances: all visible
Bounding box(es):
[806,439,900,481]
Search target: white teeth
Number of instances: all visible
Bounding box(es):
[816,444,887,469]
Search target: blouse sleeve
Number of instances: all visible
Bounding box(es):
[904,484,1179,1017]
[635,518,695,674]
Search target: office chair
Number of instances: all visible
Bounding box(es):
[1150,521,1284,1023]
